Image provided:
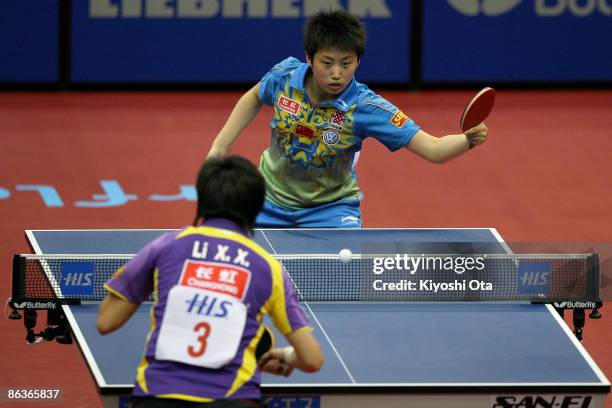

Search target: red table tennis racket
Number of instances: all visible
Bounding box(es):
[460,87,496,149]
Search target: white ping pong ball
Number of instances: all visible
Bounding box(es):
[338,249,352,263]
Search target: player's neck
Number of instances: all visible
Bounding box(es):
[305,74,331,106]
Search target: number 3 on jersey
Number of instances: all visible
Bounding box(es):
[188,322,211,357]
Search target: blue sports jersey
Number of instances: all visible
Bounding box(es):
[258,57,420,209]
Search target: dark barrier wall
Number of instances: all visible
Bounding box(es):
[423,0,612,82]
[71,0,411,83]
[0,1,59,83]
[1,1,611,85]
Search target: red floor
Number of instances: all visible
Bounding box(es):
[0,90,610,407]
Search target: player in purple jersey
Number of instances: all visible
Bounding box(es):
[97,156,323,408]
[207,10,488,228]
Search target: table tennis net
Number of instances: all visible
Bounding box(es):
[12,253,599,304]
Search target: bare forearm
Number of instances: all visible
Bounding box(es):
[97,295,139,335]
[285,329,324,372]
[208,84,262,157]
[430,133,469,163]
[257,328,323,376]
[406,124,487,163]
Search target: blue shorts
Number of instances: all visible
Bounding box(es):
[255,199,362,228]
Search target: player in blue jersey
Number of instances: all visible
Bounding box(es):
[208,9,488,228]
[96,156,323,408]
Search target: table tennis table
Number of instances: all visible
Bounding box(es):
[24,228,610,408]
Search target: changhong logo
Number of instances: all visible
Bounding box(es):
[447,0,523,16]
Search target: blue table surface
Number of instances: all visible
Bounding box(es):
[72,302,601,386]
[27,228,508,255]
[26,229,607,388]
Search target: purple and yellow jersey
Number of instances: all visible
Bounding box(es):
[258,57,421,210]
[103,218,311,402]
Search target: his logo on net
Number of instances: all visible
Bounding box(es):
[516,262,551,295]
[60,262,95,296]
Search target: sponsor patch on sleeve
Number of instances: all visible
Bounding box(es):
[390,110,410,128]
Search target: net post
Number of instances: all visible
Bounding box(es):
[589,252,600,303]
[12,254,26,303]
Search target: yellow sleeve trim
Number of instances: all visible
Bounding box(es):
[103,283,130,302]
[290,325,313,335]
[268,261,294,336]
[136,267,160,394]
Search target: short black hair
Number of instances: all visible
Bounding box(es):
[304,9,366,60]
[195,156,266,233]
